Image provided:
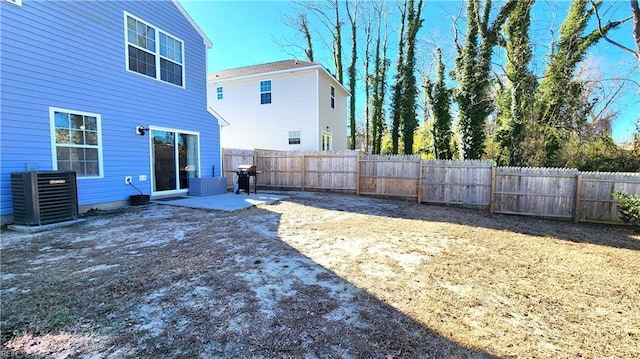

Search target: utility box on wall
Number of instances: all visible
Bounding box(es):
[10,171,78,226]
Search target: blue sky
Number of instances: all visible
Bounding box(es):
[179,0,639,143]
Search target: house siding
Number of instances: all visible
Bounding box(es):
[212,70,320,151]
[317,71,349,151]
[0,0,220,221]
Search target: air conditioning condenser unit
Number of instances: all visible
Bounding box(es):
[10,171,78,226]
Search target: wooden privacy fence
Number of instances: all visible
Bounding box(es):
[221,148,640,224]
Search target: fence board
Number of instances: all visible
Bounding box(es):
[359,155,421,198]
[493,167,578,219]
[222,148,255,188]
[222,148,639,225]
[577,172,640,223]
[420,160,493,206]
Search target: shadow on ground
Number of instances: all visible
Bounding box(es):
[1,203,499,358]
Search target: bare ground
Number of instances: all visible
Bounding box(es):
[1,191,639,358]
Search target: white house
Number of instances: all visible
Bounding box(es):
[207,60,350,151]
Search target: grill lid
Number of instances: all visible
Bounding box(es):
[237,165,256,172]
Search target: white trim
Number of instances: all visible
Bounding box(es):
[208,107,230,127]
[288,130,301,145]
[3,0,22,7]
[123,11,186,88]
[49,107,104,179]
[209,64,350,96]
[171,0,213,49]
[260,79,272,105]
[148,126,201,196]
[321,131,332,151]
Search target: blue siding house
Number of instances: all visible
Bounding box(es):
[0,0,224,224]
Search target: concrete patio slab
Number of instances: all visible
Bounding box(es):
[154,192,289,211]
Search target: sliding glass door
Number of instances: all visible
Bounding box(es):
[151,128,199,195]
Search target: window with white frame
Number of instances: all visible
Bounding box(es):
[260,80,272,104]
[322,131,332,151]
[288,130,301,145]
[3,0,22,7]
[125,12,184,87]
[216,86,223,100]
[330,85,335,108]
[50,107,103,178]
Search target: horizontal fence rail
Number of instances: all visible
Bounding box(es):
[222,148,639,225]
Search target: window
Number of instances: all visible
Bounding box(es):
[50,107,103,178]
[322,131,332,151]
[330,86,335,109]
[3,0,22,7]
[288,130,301,145]
[125,12,184,87]
[260,80,272,104]
[216,86,223,100]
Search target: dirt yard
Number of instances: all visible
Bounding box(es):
[1,191,639,358]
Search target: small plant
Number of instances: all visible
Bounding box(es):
[612,190,640,226]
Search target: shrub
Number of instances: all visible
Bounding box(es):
[612,190,640,226]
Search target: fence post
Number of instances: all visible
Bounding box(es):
[356,151,361,196]
[300,154,306,191]
[489,166,496,213]
[574,173,582,223]
[417,160,423,203]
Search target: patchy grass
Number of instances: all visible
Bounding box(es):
[1,191,639,358]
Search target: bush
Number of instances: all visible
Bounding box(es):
[612,190,640,226]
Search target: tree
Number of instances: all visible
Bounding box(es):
[278,11,315,61]
[590,0,640,65]
[425,48,453,159]
[346,0,359,150]
[535,0,626,167]
[400,0,423,155]
[495,0,536,166]
[453,0,517,160]
[370,2,390,154]
[390,0,408,154]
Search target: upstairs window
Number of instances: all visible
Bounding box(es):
[50,107,103,178]
[216,86,223,100]
[3,0,22,7]
[125,12,184,87]
[260,80,272,104]
[330,85,335,108]
[288,130,301,145]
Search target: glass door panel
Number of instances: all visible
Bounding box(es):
[178,133,198,189]
[152,130,177,192]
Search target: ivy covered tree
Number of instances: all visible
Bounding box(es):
[534,0,625,166]
[495,0,536,166]
[453,0,516,160]
[400,0,423,155]
[425,48,453,159]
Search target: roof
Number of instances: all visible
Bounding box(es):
[208,59,349,96]
[208,60,321,80]
[172,0,212,49]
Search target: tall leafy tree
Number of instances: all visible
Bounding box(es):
[390,1,408,154]
[346,0,359,150]
[371,2,390,154]
[425,48,453,159]
[496,0,536,166]
[453,0,517,160]
[535,0,626,166]
[401,0,423,154]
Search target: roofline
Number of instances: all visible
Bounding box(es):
[172,0,212,49]
[209,63,351,96]
[208,107,230,127]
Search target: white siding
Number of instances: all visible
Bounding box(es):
[317,71,349,150]
[209,67,348,151]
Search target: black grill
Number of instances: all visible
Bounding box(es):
[230,165,259,195]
